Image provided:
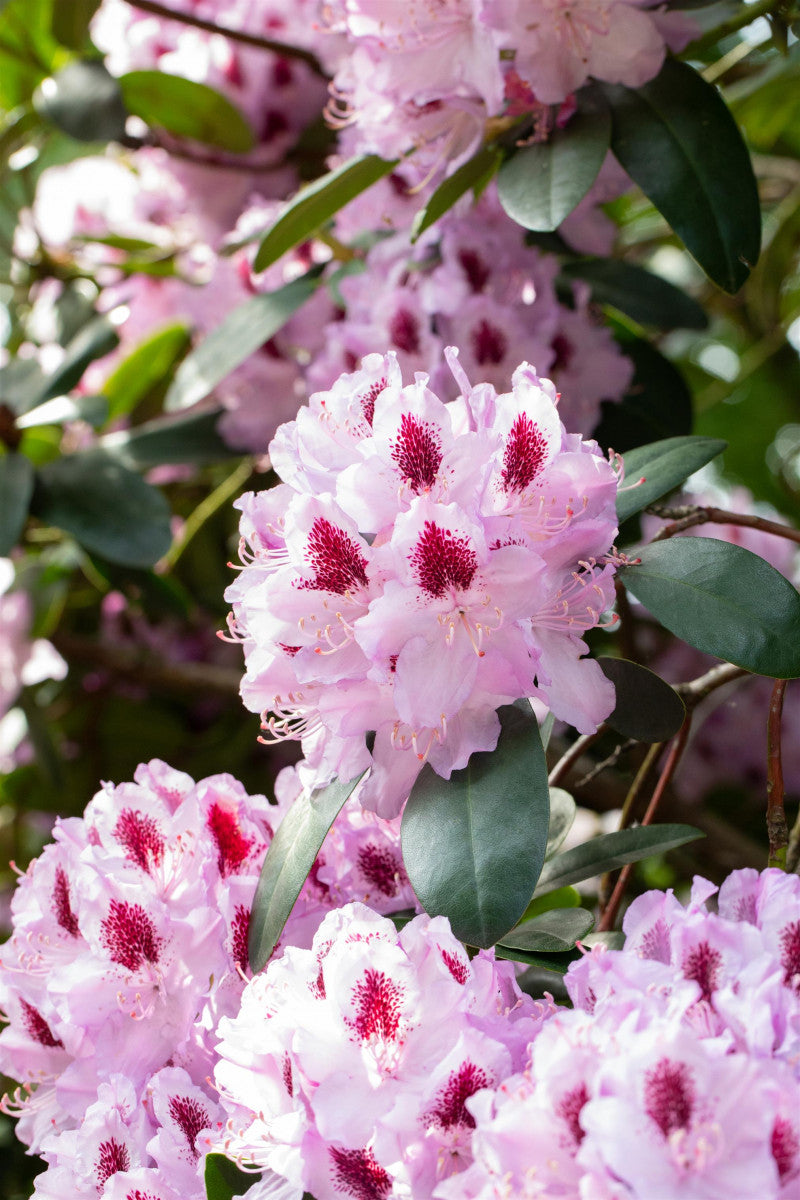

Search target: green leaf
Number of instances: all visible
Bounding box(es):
[204,1154,260,1200]
[16,393,108,429]
[35,59,128,142]
[494,944,578,973]
[102,323,191,422]
[619,538,800,679]
[601,59,761,293]
[165,273,319,411]
[499,907,595,954]
[0,358,48,416]
[31,449,172,566]
[520,885,582,922]
[40,316,119,402]
[546,787,576,859]
[248,771,367,974]
[0,452,34,553]
[401,704,550,949]
[411,145,502,241]
[253,153,398,272]
[598,657,685,743]
[616,435,727,524]
[497,90,610,232]
[559,258,708,330]
[100,408,236,469]
[51,0,101,50]
[534,824,703,895]
[594,337,692,452]
[119,71,254,153]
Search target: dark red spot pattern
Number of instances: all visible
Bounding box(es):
[52,866,80,937]
[772,1116,800,1183]
[501,413,549,493]
[389,307,420,355]
[358,378,386,428]
[330,1146,392,1200]
[168,1094,210,1158]
[551,332,574,373]
[357,843,406,898]
[639,918,671,964]
[390,412,443,492]
[301,517,369,595]
[207,802,255,877]
[471,319,507,366]
[424,1061,491,1130]
[20,999,63,1048]
[95,1139,130,1189]
[261,108,289,143]
[557,1082,589,1146]
[644,1058,695,1139]
[441,948,469,984]
[126,1192,159,1200]
[410,521,478,598]
[272,57,293,87]
[348,969,403,1043]
[113,808,165,872]
[682,941,722,1004]
[230,904,251,974]
[779,920,800,992]
[458,248,490,292]
[100,900,163,972]
[282,1053,294,1097]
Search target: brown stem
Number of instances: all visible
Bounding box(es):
[596,740,663,910]
[121,0,326,74]
[597,716,692,932]
[53,632,242,697]
[674,661,749,709]
[649,505,800,547]
[548,727,606,787]
[767,679,789,869]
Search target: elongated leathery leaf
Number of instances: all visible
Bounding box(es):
[0,452,34,554]
[254,153,398,271]
[204,1154,260,1200]
[499,907,595,955]
[166,273,319,411]
[402,704,550,948]
[412,145,502,240]
[601,59,761,293]
[619,538,800,679]
[248,771,367,973]
[560,259,708,331]
[534,824,703,896]
[616,435,727,524]
[546,788,576,859]
[119,71,254,152]
[599,657,685,743]
[497,89,610,231]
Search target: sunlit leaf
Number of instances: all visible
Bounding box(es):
[534,824,703,895]
[616,435,727,524]
[119,71,254,152]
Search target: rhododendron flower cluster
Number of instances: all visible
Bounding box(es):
[226,347,620,814]
[212,902,553,1199]
[0,759,415,1197]
[211,870,800,1200]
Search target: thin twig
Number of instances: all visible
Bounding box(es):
[573,738,637,790]
[121,0,326,74]
[598,717,692,932]
[675,661,749,709]
[649,505,800,547]
[767,679,789,869]
[53,633,242,696]
[596,740,663,910]
[548,728,606,787]
[165,459,253,569]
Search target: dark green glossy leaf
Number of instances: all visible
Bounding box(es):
[616,435,727,524]
[599,657,685,742]
[560,258,708,330]
[100,408,236,469]
[619,538,800,678]
[35,60,128,142]
[204,1154,260,1200]
[546,787,576,859]
[249,771,367,973]
[499,907,595,954]
[31,449,172,567]
[165,273,319,411]
[0,359,48,416]
[534,824,703,895]
[601,59,761,293]
[40,316,119,402]
[0,452,34,553]
[401,704,550,948]
[494,944,578,972]
[594,337,692,451]
[411,145,502,241]
[497,90,610,232]
[103,323,191,422]
[254,153,398,271]
[119,71,254,152]
[16,393,108,429]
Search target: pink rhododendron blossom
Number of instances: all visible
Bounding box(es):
[0,758,413,1177]
[227,347,620,815]
[213,902,553,1199]
[0,559,67,724]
